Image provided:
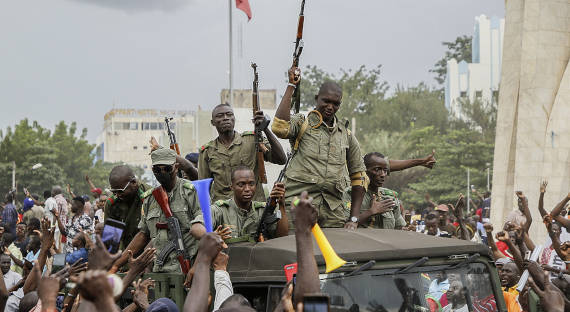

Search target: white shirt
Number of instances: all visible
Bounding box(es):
[3,270,24,312]
[213,270,234,311]
[95,209,105,222]
[44,197,57,225]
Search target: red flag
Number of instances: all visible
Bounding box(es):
[236,0,252,21]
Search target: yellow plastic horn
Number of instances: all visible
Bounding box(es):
[311,224,346,273]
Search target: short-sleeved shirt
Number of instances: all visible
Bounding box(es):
[198,131,273,202]
[64,214,93,253]
[344,187,406,229]
[138,178,204,273]
[3,270,23,312]
[104,184,149,247]
[279,114,365,213]
[211,198,278,241]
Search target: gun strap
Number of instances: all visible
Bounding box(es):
[151,188,175,218]
[293,117,310,151]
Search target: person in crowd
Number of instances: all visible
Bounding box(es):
[2,192,18,237]
[111,148,206,274]
[346,151,435,229]
[186,152,199,168]
[43,189,56,225]
[65,232,88,265]
[1,233,23,275]
[94,193,106,224]
[53,196,93,253]
[212,251,233,311]
[444,280,469,312]
[0,253,23,312]
[13,223,28,256]
[211,166,288,242]
[272,67,366,230]
[22,194,44,225]
[104,165,149,247]
[24,235,41,264]
[423,213,451,237]
[499,260,520,294]
[198,103,286,202]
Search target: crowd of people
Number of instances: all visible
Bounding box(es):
[0,65,568,312]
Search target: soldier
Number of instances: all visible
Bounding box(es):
[111,148,206,273]
[104,165,150,247]
[198,103,286,202]
[272,66,366,230]
[211,166,288,242]
[349,151,436,229]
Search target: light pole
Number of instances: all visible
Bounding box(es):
[486,162,491,191]
[467,168,470,213]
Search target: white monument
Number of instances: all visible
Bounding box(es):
[492,0,570,242]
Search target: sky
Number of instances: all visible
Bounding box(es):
[0,0,504,142]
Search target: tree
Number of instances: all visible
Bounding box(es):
[449,98,497,143]
[430,35,472,85]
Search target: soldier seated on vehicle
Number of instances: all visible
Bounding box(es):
[111,148,206,274]
[212,166,289,242]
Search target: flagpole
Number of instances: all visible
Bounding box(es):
[228,0,233,106]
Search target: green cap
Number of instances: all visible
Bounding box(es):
[151,148,177,166]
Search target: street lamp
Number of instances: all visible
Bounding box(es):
[486,162,491,191]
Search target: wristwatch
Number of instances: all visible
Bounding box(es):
[350,216,358,223]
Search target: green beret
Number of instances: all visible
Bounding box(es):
[151,148,176,166]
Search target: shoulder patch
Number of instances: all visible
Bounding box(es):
[242,131,255,136]
[140,189,153,199]
[183,182,195,190]
[253,201,266,209]
[200,142,212,152]
[106,196,117,206]
[215,199,229,206]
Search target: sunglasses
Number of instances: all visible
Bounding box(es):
[152,165,174,174]
[109,179,135,194]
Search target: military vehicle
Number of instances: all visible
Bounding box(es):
[226,228,508,312]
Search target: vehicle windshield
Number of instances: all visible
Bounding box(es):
[320,262,499,312]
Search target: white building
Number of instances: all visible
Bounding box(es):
[445,15,505,119]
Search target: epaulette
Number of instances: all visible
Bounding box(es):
[215,199,229,207]
[342,118,352,135]
[242,131,255,136]
[199,142,212,152]
[140,189,153,199]
[253,201,266,209]
[183,182,195,190]
[106,195,117,206]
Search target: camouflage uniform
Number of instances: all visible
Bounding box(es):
[104,184,150,247]
[211,198,278,242]
[198,131,273,202]
[138,178,204,273]
[272,114,366,228]
[344,187,406,229]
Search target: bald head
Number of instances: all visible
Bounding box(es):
[318,81,342,97]
[51,186,62,196]
[109,165,135,184]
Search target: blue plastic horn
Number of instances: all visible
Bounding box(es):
[191,178,213,232]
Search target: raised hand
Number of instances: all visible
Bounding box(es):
[127,248,156,276]
[496,231,509,242]
[37,275,62,309]
[270,183,286,207]
[149,136,160,152]
[88,235,122,271]
[528,271,565,312]
[196,233,227,265]
[69,258,88,276]
[71,270,117,310]
[131,278,155,310]
[540,180,548,193]
[483,223,493,234]
[212,251,229,271]
[214,225,232,241]
[291,192,318,232]
[422,149,436,169]
[288,66,301,85]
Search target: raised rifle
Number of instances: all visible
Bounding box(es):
[251,63,268,184]
[152,187,191,275]
[255,151,293,242]
[165,117,183,178]
[291,0,306,114]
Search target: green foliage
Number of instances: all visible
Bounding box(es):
[430,35,473,85]
[0,119,142,201]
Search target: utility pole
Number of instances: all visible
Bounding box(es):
[486,162,491,191]
[467,168,470,213]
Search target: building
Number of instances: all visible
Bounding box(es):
[445,15,505,120]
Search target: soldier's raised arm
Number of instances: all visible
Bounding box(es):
[273,65,301,129]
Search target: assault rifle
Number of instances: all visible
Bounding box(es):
[152,187,191,275]
[165,117,183,178]
[251,63,268,184]
[255,152,293,242]
[291,0,306,114]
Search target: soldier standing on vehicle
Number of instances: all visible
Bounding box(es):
[104,165,150,247]
[111,148,206,273]
[272,65,366,230]
[211,166,289,242]
[198,104,286,202]
[347,152,436,229]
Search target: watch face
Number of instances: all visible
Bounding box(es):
[351,216,358,223]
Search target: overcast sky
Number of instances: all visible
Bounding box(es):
[0,0,504,142]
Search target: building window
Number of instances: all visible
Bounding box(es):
[129,122,138,130]
[475,91,482,99]
[143,146,148,150]
[142,122,150,130]
[133,146,138,150]
[460,91,467,98]
[150,122,159,130]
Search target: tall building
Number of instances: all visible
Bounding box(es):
[445,15,505,119]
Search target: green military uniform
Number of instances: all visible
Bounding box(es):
[198,131,273,202]
[272,113,366,228]
[104,184,150,247]
[139,148,205,273]
[344,187,406,229]
[211,198,278,242]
